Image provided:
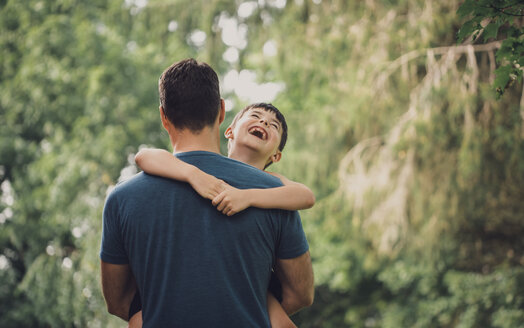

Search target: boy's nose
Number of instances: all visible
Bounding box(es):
[260,119,269,126]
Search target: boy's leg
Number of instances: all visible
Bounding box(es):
[268,270,282,302]
[128,311,143,328]
[267,292,297,328]
[268,269,296,328]
[127,290,142,328]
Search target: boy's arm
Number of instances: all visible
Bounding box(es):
[135,148,225,200]
[264,172,315,209]
[212,172,315,216]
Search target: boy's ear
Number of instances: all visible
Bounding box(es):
[224,127,233,139]
[270,150,282,164]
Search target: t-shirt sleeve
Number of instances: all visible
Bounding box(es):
[275,210,309,259]
[100,191,129,264]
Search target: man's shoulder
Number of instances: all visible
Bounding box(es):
[107,172,174,201]
[226,162,283,188]
[112,171,150,190]
[220,160,283,188]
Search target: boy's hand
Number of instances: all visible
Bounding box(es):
[212,185,251,216]
[188,169,226,200]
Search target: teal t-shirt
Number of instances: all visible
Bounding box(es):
[100,151,309,327]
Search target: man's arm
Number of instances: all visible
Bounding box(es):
[100,260,137,321]
[274,251,314,315]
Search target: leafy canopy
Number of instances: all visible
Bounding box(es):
[457,0,524,98]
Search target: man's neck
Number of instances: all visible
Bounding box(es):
[170,127,221,154]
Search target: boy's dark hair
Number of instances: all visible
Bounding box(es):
[159,58,220,131]
[230,103,288,153]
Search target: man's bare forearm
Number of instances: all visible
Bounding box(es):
[276,252,315,315]
[101,261,138,321]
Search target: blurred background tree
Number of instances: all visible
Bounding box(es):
[0,0,522,327]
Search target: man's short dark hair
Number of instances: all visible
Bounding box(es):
[159,58,220,131]
[230,103,288,152]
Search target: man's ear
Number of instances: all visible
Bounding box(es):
[218,99,226,124]
[224,126,233,140]
[159,106,170,131]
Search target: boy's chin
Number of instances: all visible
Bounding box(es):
[241,138,268,150]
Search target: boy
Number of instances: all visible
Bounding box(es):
[131,103,314,328]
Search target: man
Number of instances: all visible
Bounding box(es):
[100,58,314,327]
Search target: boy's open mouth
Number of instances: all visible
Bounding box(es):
[248,126,267,140]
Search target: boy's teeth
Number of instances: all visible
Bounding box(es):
[249,127,266,139]
[251,130,263,139]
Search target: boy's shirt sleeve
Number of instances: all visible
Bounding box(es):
[100,191,129,264]
[275,210,309,259]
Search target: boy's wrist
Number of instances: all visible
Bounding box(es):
[244,189,255,207]
[183,163,199,183]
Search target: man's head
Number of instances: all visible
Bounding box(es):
[225,103,288,169]
[159,58,221,131]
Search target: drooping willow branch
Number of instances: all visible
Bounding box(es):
[376,41,502,88]
[339,41,505,254]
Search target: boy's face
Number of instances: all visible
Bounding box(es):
[225,108,283,166]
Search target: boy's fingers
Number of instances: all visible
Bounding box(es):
[212,183,220,195]
[216,198,228,211]
[217,180,226,193]
[212,192,225,206]
[212,187,220,196]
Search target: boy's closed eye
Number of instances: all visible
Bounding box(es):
[249,110,281,130]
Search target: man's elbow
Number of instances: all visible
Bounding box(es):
[290,288,314,310]
[106,302,118,316]
[282,289,314,315]
[301,288,314,307]
[106,302,127,321]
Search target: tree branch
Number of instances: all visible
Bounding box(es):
[487,4,524,17]
[376,41,502,87]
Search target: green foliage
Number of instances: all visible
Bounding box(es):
[457,0,524,98]
[1,0,523,327]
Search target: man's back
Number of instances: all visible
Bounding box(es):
[100,151,309,327]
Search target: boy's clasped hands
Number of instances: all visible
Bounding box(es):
[187,169,251,216]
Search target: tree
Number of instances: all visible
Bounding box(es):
[1,0,523,327]
[457,0,524,98]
